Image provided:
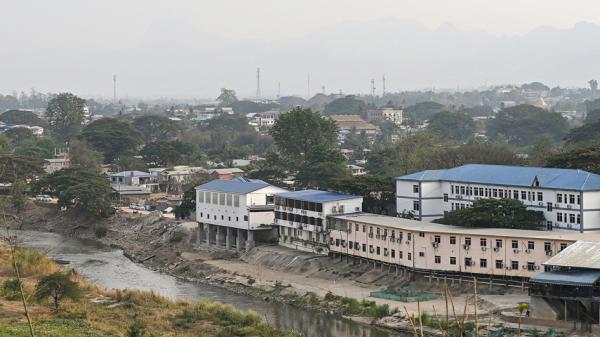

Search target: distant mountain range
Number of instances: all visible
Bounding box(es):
[3,18,600,98]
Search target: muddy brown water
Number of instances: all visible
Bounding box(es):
[15,230,406,337]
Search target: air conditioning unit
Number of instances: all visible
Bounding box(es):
[567,205,572,209]
[376,235,380,239]
[534,265,540,270]
[481,247,487,252]
[368,233,374,238]
[539,202,544,206]
[406,241,410,245]
[522,265,528,270]
[432,242,439,248]
[546,250,553,256]
[369,248,374,253]
[567,224,573,229]
[463,244,471,250]
[493,247,500,252]
[513,249,519,254]
[384,251,389,257]
[525,249,531,254]
[382,235,387,240]
[390,238,395,243]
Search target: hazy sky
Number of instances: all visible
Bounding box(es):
[3,0,600,98]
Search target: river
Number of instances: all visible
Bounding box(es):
[15,230,404,337]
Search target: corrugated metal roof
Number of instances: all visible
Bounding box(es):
[111,171,150,177]
[277,189,362,203]
[396,164,600,191]
[331,213,600,241]
[530,270,600,286]
[196,178,272,194]
[544,241,600,269]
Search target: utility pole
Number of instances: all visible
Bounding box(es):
[113,75,117,104]
[382,74,386,97]
[277,81,281,99]
[322,85,326,95]
[256,67,261,99]
[370,78,376,97]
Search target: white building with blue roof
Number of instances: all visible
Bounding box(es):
[396,164,600,232]
[195,177,288,251]
[274,190,363,254]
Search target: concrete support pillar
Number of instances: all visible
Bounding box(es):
[196,223,203,245]
[226,227,232,250]
[246,230,255,251]
[236,229,244,251]
[207,224,215,246]
[216,226,225,247]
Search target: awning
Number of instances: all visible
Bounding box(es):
[530,270,600,287]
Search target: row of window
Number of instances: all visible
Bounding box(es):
[198,191,241,207]
[274,197,323,212]
[275,211,324,226]
[199,212,248,222]
[556,212,581,224]
[449,185,545,202]
[433,235,567,252]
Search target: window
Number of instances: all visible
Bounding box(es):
[577,194,581,205]
[546,221,553,231]
[443,193,448,202]
[474,188,479,196]
[495,239,502,248]
[419,252,425,257]
[547,202,553,212]
[413,200,420,211]
[511,261,519,270]
[465,257,472,267]
[335,239,340,247]
[419,232,425,237]
[449,236,456,245]
[413,185,419,193]
[355,224,359,232]
[407,253,412,260]
[560,243,568,251]
[243,215,248,221]
[348,241,353,249]
[557,212,563,222]
[362,225,366,233]
[557,193,563,203]
[569,194,575,204]
[221,215,224,220]
[577,214,581,224]
[399,251,403,259]
[236,217,239,221]
[527,262,535,271]
[511,240,518,249]
[544,242,551,252]
[376,247,380,255]
[521,191,527,200]
[527,241,535,250]
[461,186,465,195]
[362,244,366,252]
[391,250,395,258]
[480,259,487,268]
[450,257,456,265]
[383,248,388,256]
[480,238,487,247]
[407,233,412,240]
[493,189,498,197]
[464,237,471,246]
[434,235,441,244]
[495,260,503,269]
[537,192,543,201]
[513,190,519,199]
[569,214,575,224]
[435,256,441,264]
[451,185,455,194]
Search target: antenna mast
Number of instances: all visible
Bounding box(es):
[113,75,117,104]
[382,74,386,97]
[370,78,376,97]
[277,81,281,99]
[256,67,261,99]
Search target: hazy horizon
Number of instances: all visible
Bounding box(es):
[3,0,600,99]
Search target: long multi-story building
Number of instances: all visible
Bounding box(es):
[195,177,287,251]
[396,164,600,232]
[329,213,600,278]
[275,190,363,254]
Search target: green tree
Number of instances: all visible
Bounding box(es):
[13,138,57,160]
[564,121,600,145]
[81,118,143,163]
[133,115,179,143]
[68,138,103,171]
[174,176,210,220]
[216,88,238,106]
[11,179,27,214]
[34,272,82,310]
[322,95,367,116]
[0,110,46,127]
[270,107,346,187]
[4,127,35,145]
[545,144,600,174]
[427,111,475,142]
[404,101,446,122]
[585,109,600,124]
[112,156,148,172]
[434,198,544,230]
[231,100,279,114]
[0,133,10,153]
[329,175,395,215]
[45,93,87,142]
[527,134,557,166]
[486,104,569,147]
[140,140,199,167]
[0,154,44,183]
[35,168,113,217]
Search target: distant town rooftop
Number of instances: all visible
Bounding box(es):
[330,213,600,242]
[396,164,600,191]
[277,189,362,203]
[110,170,150,177]
[196,177,270,194]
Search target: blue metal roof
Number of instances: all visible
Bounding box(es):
[530,270,600,286]
[196,178,270,194]
[277,189,362,203]
[396,164,600,191]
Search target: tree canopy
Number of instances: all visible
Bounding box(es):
[34,272,82,310]
[322,96,367,116]
[427,111,475,142]
[486,104,569,147]
[564,121,600,145]
[434,198,544,230]
[231,100,279,114]
[141,140,200,167]
[81,118,143,163]
[404,101,446,122]
[4,127,35,145]
[0,109,46,127]
[0,154,44,183]
[35,167,113,217]
[545,143,600,174]
[216,88,238,106]
[45,93,87,143]
[133,115,179,143]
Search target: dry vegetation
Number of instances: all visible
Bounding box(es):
[0,244,303,337]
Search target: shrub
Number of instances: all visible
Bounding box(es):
[94,224,108,238]
[170,231,187,243]
[1,278,23,300]
[247,278,256,285]
[127,320,146,337]
[34,271,82,310]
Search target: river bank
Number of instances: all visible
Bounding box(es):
[11,202,575,337]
